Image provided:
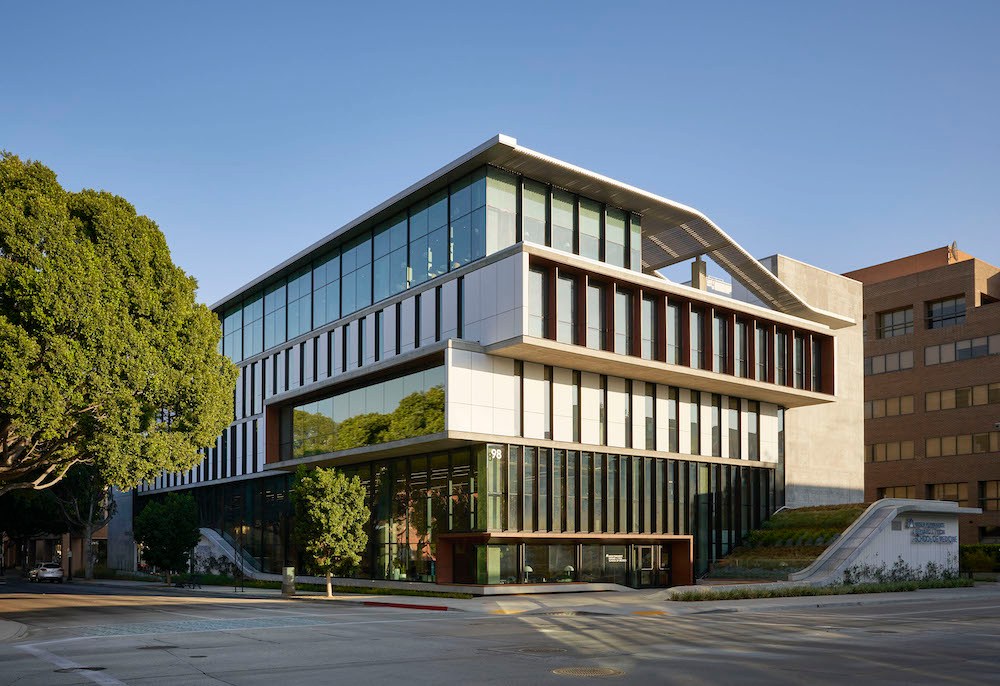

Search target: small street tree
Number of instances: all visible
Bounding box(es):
[132,492,200,586]
[292,466,368,597]
[52,464,116,580]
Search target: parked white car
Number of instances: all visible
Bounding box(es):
[28,562,64,583]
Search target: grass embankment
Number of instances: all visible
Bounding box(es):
[708,503,868,580]
[671,577,974,601]
[92,568,474,599]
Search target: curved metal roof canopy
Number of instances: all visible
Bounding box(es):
[486,138,853,329]
[212,134,853,329]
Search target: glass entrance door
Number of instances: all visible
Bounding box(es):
[633,544,672,587]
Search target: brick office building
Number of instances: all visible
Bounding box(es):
[845,245,1000,543]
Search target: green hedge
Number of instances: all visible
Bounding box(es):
[670,578,974,601]
[959,545,1000,572]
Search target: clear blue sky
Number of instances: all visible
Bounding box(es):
[3,1,998,304]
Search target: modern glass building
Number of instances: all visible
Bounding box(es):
[130,135,864,588]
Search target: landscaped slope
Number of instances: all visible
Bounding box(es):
[709,503,868,580]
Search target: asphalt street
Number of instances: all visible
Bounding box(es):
[2,577,999,685]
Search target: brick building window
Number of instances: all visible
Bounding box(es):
[980,481,1000,512]
[927,482,968,505]
[877,486,915,499]
[926,296,966,329]
[877,307,913,338]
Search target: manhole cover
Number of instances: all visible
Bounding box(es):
[553,667,624,678]
[519,647,567,655]
[190,655,207,658]
[54,667,106,673]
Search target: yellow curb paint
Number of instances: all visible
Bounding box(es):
[490,609,525,615]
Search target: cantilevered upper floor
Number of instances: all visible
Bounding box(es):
[213,135,854,368]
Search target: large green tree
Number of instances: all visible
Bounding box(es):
[132,492,200,585]
[292,466,369,597]
[0,153,237,495]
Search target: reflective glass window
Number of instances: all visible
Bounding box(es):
[614,288,633,355]
[551,189,575,253]
[629,214,642,271]
[605,208,627,268]
[486,167,517,254]
[521,179,547,246]
[286,267,312,339]
[450,170,486,269]
[373,213,408,303]
[556,273,577,344]
[587,283,607,350]
[667,302,681,364]
[527,267,548,338]
[242,294,263,358]
[264,281,287,350]
[578,198,601,261]
[313,250,341,326]
[641,295,657,360]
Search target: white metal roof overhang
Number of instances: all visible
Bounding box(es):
[212,134,853,329]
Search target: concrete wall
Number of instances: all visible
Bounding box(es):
[771,255,865,506]
[107,488,136,572]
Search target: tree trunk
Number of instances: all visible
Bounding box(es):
[165,571,171,587]
[326,571,332,598]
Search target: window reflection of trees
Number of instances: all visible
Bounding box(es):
[291,386,445,458]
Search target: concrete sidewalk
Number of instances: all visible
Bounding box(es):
[49,576,1000,618]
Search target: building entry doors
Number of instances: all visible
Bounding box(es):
[633,544,671,587]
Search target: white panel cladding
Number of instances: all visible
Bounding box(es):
[288,344,300,390]
[521,361,546,440]
[275,350,285,394]
[420,289,437,348]
[234,366,244,420]
[580,372,601,445]
[740,398,750,459]
[462,266,482,342]
[400,296,416,353]
[678,388,691,455]
[317,331,329,379]
[760,402,779,463]
[332,326,344,375]
[606,376,627,448]
[256,419,265,471]
[363,315,376,366]
[344,321,357,369]
[461,253,523,346]
[304,338,315,385]
[446,349,520,437]
[552,367,574,442]
[491,356,519,436]
[236,423,246,476]
[631,384,646,449]
[383,306,398,360]
[441,279,458,340]
[253,361,262,414]
[446,348,471,432]
[700,397,712,458]
[655,384,670,452]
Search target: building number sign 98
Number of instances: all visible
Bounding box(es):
[487,445,506,461]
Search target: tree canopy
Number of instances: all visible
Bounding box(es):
[133,492,201,583]
[0,153,237,494]
[292,466,368,596]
